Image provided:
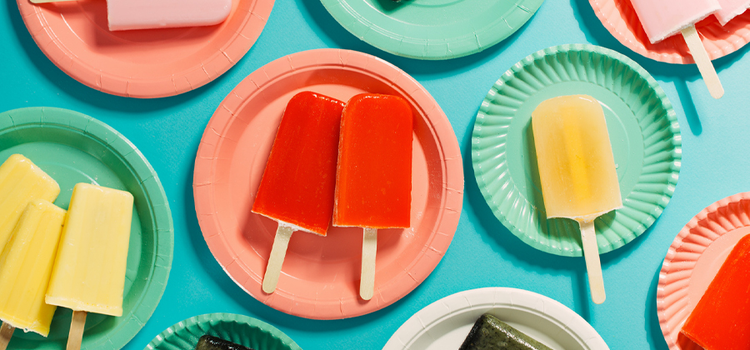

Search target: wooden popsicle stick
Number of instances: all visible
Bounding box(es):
[578,220,606,305]
[0,322,14,350]
[360,228,377,300]
[29,0,71,4]
[682,25,724,99]
[66,311,87,350]
[262,225,294,294]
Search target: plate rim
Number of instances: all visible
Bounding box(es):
[319,0,545,60]
[15,0,275,98]
[588,0,750,64]
[656,192,750,350]
[383,287,609,350]
[471,43,682,257]
[145,312,302,350]
[0,107,174,350]
[192,48,464,319]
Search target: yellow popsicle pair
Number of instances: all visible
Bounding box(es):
[0,155,133,350]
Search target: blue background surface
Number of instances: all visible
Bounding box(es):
[2,0,750,349]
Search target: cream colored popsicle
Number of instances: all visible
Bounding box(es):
[0,154,60,253]
[630,0,724,98]
[46,183,133,350]
[0,200,65,342]
[532,95,622,304]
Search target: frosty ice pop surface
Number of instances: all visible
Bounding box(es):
[629,0,720,44]
[532,95,622,304]
[532,95,622,221]
[715,0,750,24]
[0,200,65,337]
[253,91,345,235]
[29,0,231,32]
[680,234,750,350]
[46,183,134,316]
[333,94,413,229]
[0,154,60,253]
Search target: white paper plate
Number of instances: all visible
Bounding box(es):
[384,288,608,350]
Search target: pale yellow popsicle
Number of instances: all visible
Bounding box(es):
[532,95,622,221]
[0,154,60,252]
[46,183,134,317]
[531,95,622,304]
[0,200,65,337]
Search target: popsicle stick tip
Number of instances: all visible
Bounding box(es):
[681,26,724,100]
[578,220,606,305]
[360,228,377,301]
[262,225,294,294]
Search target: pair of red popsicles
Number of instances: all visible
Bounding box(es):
[252,91,413,300]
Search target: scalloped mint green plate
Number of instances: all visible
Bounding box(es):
[471,44,681,257]
[146,313,301,350]
[320,0,545,60]
[0,107,173,350]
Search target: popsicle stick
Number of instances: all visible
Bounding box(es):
[0,323,14,350]
[578,220,606,304]
[262,225,294,294]
[67,311,87,350]
[360,228,377,300]
[29,0,70,4]
[682,26,724,99]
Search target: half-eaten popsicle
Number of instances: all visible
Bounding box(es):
[252,91,345,294]
[0,154,60,253]
[629,0,724,98]
[29,0,231,31]
[46,184,133,350]
[0,200,65,350]
[333,93,413,301]
[532,95,622,304]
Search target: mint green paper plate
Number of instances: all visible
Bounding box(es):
[471,44,681,257]
[0,107,173,349]
[320,0,545,60]
[145,313,302,350]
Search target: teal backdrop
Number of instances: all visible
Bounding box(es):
[2,0,750,348]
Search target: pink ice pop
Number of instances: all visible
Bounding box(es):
[630,0,724,99]
[715,0,750,25]
[29,0,231,32]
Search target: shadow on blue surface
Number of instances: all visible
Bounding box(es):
[647,263,670,350]
[298,0,532,78]
[570,0,750,136]
[5,0,239,111]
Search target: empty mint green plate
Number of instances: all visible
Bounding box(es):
[320,0,545,60]
[146,313,301,350]
[472,44,681,257]
[0,107,173,350]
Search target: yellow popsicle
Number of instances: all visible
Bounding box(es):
[46,183,134,317]
[531,95,622,221]
[0,200,65,337]
[531,95,622,305]
[0,154,60,252]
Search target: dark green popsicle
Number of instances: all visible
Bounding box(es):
[459,314,553,350]
[194,335,256,350]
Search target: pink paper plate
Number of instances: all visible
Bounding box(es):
[657,192,750,350]
[589,0,750,64]
[193,49,464,320]
[16,0,273,98]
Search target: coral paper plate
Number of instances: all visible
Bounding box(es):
[0,107,173,350]
[383,287,608,350]
[193,49,463,319]
[472,44,681,257]
[146,313,301,350]
[657,192,750,350]
[16,0,274,98]
[320,0,544,60]
[589,0,750,64]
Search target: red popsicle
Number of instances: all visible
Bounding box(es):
[680,233,750,350]
[252,91,344,293]
[333,93,413,300]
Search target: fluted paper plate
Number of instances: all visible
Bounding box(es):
[146,313,301,350]
[657,192,750,350]
[472,44,681,257]
[589,0,750,64]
